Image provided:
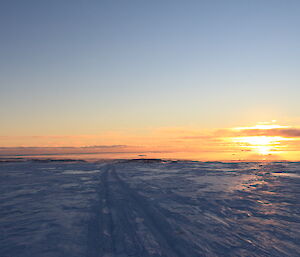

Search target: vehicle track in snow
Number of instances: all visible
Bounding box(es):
[87,164,201,257]
[1,160,299,257]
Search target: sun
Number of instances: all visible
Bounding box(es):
[229,123,291,156]
[232,136,283,155]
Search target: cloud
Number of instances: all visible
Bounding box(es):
[0,145,128,150]
[0,145,129,156]
[0,145,175,157]
[228,128,300,138]
[80,145,127,149]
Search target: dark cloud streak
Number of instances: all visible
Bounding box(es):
[235,128,300,138]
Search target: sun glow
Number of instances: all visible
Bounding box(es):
[232,136,285,155]
[229,123,294,156]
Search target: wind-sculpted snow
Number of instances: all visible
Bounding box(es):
[0,160,299,256]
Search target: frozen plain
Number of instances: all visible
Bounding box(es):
[0,159,299,257]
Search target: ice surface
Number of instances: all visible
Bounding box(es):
[0,160,299,256]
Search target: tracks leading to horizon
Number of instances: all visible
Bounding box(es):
[87,164,201,257]
[1,161,299,257]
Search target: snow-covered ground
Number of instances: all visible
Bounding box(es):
[0,160,299,257]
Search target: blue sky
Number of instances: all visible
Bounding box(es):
[1,0,300,138]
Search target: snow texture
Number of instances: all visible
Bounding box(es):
[0,160,299,257]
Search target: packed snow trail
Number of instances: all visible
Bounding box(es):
[0,160,299,257]
[88,165,201,257]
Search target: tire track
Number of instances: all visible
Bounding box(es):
[109,165,201,257]
[87,166,115,257]
[87,164,202,257]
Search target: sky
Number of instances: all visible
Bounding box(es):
[1,0,300,160]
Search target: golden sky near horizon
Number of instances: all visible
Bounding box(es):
[1,122,300,161]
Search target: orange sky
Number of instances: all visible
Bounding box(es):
[1,122,300,161]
